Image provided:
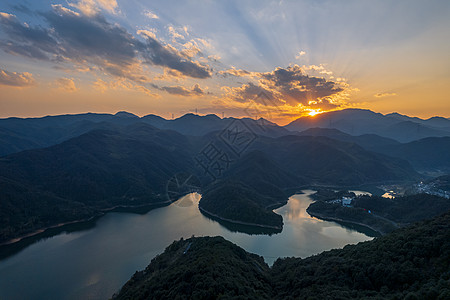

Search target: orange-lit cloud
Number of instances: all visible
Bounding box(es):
[143,10,159,19]
[167,25,189,42]
[1,0,447,123]
[301,64,333,76]
[0,68,35,87]
[0,5,212,85]
[159,84,205,97]
[180,41,202,58]
[218,67,256,78]
[215,64,359,122]
[137,29,157,40]
[223,65,346,108]
[54,77,78,92]
[69,0,119,16]
[295,51,306,59]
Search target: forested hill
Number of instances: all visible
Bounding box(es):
[113,212,450,299]
[0,126,194,243]
[1,123,420,243]
[307,192,450,234]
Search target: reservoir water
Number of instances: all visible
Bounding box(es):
[0,190,373,300]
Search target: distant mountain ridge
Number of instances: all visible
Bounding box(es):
[286,108,450,142]
[295,127,450,173]
[0,112,289,156]
[2,108,450,156]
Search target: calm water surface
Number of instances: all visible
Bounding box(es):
[0,190,372,300]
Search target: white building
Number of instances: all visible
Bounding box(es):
[342,197,353,207]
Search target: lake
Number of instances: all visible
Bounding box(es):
[0,190,373,300]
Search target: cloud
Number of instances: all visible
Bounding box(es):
[0,6,212,83]
[258,65,342,106]
[141,36,211,78]
[167,25,189,42]
[207,55,221,62]
[259,65,342,105]
[0,12,14,19]
[0,68,35,87]
[0,11,59,60]
[179,38,213,59]
[69,0,119,16]
[160,84,205,96]
[295,50,306,59]
[137,29,157,40]
[45,5,138,65]
[180,41,202,58]
[143,10,159,19]
[302,64,333,75]
[54,77,78,92]
[218,68,254,78]
[225,82,279,104]
[93,78,160,97]
[374,92,397,98]
[194,38,212,50]
[223,65,346,111]
[0,6,141,76]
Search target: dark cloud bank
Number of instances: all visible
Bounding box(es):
[0,6,211,83]
[232,65,343,108]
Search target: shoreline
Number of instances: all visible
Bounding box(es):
[306,210,385,236]
[198,206,282,230]
[0,200,173,247]
[0,214,101,246]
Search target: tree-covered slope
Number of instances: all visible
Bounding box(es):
[0,125,194,243]
[253,135,420,185]
[114,212,450,299]
[198,151,298,229]
[307,192,450,234]
[200,180,284,229]
[0,177,94,242]
[0,127,193,207]
[112,236,272,300]
[353,193,450,224]
[271,212,450,299]
[378,137,450,173]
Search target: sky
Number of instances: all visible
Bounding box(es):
[0,0,449,124]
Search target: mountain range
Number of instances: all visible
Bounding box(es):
[0,111,288,157]
[294,127,450,173]
[0,125,194,242]
[1,109,449,242]
[2,108,450,156]
[286,108,450,143]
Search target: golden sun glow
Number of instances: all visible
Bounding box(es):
[307,109,322,117]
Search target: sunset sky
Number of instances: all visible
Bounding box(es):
[0,0,449,124]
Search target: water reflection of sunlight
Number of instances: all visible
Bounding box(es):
[0,191,374,300]
[172,193,201,207]
[321,226,351,239]
[84,272,101,287]
[275,191,317,222]
[276,196,312,221]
